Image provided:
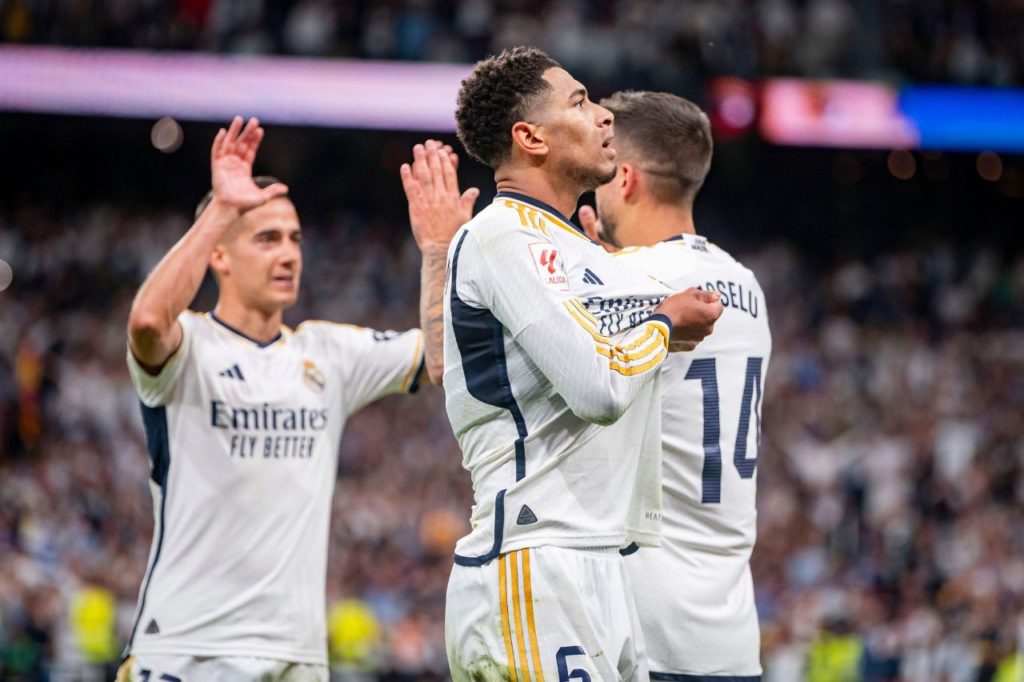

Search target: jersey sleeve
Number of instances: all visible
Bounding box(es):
[126,311,195,407]
[329,326,424,415]
[457,227,673,426]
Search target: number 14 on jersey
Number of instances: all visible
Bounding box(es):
[684,357,764,504]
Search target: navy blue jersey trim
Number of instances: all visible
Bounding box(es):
[646,313,674,334]
[209,312,282,348]
[651,674,761,681]
[662,234,686,243]
[449,230,529,480]
[453,489,506,566]
[408,353,426,394]
[619,542,640,556]
[495,191,581,233]
[126,403,171,655]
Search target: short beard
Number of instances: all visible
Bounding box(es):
[596,208,621,248]
[566,161,618,194]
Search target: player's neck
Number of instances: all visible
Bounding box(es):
[618,201,696,247]
[212,299,283,344]
[495,168,582,220]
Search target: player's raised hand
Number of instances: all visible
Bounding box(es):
[401,139,480,250]
[210,116,288,213]
[578,205,618,253]
[655,288,724,352]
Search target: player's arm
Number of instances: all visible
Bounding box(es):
[401,140,479,386]
[127,117,287,372]
[463,231,721,425]
[580,205,720,352]
[516,289,719,424]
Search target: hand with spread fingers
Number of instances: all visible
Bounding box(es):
[211,116,288,213]
[400,139,480,251]
[401,139,480,386]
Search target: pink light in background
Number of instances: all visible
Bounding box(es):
[760,79,919,149]
[0,46,470,131]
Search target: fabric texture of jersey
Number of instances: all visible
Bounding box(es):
[615,234,771,677]
[443,192,675,563]
[118,653,328,682]
[445,546,648,682]
[125,311,423,665]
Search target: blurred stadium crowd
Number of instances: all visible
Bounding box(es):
[0,199,1022,681]
[1,0,1023,680]
[3,0,1024,86]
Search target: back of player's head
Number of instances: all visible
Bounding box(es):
[194,176,288,220]
[600,91,713,204]
[456,46,561,169]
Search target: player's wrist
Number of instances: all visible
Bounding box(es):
[419,241,451,258]
[202,197,244,224]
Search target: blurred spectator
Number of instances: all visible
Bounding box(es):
[2,0,1023,86]
[0,186,1022,680]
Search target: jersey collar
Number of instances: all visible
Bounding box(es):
[494,191,584,235]
[209,312,284,348]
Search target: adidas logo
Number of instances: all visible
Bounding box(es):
[144,619,160,635]
[582,268,604,285]
[516,505,538,525]
[218,364,245,381]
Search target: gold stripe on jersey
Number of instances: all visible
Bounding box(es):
[502,200,590,242]
[563,302,668,375]
[509,551,533,681]
[498,554,520,682]
[522,549,546,682]
[565,304,663,364]
[608,347,668,376]
[567,298,600,327]
[399,331,424,392]
[594,333,664,364]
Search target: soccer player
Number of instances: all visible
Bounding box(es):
[118,117,425,682]
[580,91,772,680]
[403,48,724,681]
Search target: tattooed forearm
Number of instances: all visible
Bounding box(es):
[420,243,450,385]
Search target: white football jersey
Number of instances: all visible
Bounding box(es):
[444,192,674,565]
[125,311,423,665]
[616,234,771,676]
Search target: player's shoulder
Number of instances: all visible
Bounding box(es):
[702,239,761,283]
[674,234,759,279]
[292,320,414,348]
[610,238,696,282]
[292,319,370,343]
[467,195,590,247]
[178,309,224,340]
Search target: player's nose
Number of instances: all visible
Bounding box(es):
[595,103,613,128]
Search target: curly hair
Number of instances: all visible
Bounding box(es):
[455,46,561,169]
[600,91,713,204]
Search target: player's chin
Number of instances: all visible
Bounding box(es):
[595,161,618,187]
[266,286,299,309]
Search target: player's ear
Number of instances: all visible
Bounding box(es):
[621,162,640,202]
[209,243,230,278]
[511,121,548,159]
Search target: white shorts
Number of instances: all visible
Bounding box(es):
[117,654,329,682]
[626,546,761,679]
[445,545,648,682]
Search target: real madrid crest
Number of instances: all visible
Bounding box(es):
[303,360,326,392]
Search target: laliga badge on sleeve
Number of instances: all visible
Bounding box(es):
[528,242,569,291]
